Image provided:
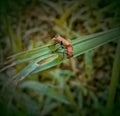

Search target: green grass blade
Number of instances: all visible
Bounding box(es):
[84,50,94,80]
[13,54,58,83]
[20,81,70,105]
[8,44,52,64]
[73,27,120,57]
[105,39,120,115]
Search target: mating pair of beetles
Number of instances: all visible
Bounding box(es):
[51,34,73,59]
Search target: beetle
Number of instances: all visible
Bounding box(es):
[52,34,73,58]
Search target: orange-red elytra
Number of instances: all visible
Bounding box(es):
[52,34,73,58]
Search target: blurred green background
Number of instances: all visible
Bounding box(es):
[0,0,120,116]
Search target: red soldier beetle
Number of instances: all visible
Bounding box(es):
[52,34,73,58]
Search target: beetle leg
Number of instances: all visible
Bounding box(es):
[61,50,68,60]
[51,42,65,53]
[60,41,65,49]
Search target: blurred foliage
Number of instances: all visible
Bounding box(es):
[0,0,120,116]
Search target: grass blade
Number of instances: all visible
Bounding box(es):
[21,81,70,104]
[105,39,120,115]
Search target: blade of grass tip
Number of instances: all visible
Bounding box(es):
[12,54,58,83]
[105,38,120,115]
[3,58,14,65]
[0,58,15,72]
[7,44,52,59]
[0,43,59,72]
[0,50,49,72]
[7,44,53,64]
[0,62,16,72]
